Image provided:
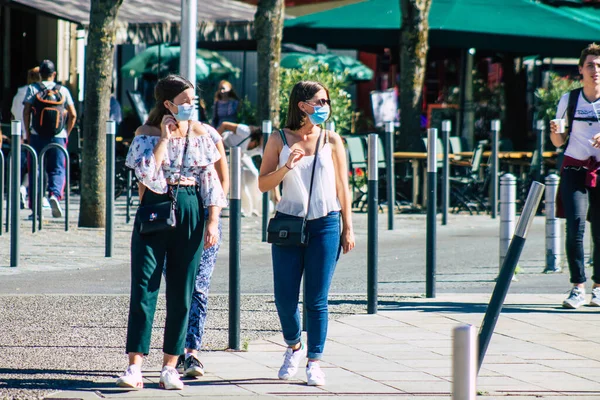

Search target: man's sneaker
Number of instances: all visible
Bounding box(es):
[590,287,600,307]
[116,364,143,389]
[278,343,307,380]
[42,197,51,209]
[159,366,184,390]
[49,195,63,218]
[183,354,205,377]
[563,287,586,309]
[306,361,326,386]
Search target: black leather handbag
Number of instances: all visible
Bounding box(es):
[138,200,177,235]
[267,130,322,247]
[137,127,190,235]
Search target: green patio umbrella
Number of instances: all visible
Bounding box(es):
[121,44,240,81]
[281,52,374,81]
[284,0,600,56]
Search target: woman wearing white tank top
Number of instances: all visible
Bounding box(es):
[259,81,355,386]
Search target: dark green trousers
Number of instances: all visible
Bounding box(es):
[126,186,205,355]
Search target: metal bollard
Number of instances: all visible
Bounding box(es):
[453,325,477,400]
[11,121,21,267]
[536,120,546,179]
[490,120,500,219]
[229,147,242,350]
[426,128,438,298]
[367,133,378,314]
[106,120,115,257]
[544,174,561,273]
[441,120,451,226]
[261,120,271,242]
[38,144,70,231]
[0,150,4,236]
[5,151,10,233]
[385,121,395,230]
[478,182,545,371]
[499,174,516,270]
[126,169,132,224]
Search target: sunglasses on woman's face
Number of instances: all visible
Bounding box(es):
[306,98,331,107]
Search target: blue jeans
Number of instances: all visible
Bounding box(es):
[29,135,67,200]
[560,167,600,284]
[272,211,341,360]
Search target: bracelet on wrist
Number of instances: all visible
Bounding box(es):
[285,164,292,170]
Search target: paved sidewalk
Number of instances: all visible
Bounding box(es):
[47,294,600,400]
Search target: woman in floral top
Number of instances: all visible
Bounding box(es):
[117,75,227,391]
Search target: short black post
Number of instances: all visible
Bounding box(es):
[367,133,379,314]
[106,120,115,257]
[261,120,271,242]
[385,121,395,230]
[126,169,132,224]
[229,147,242,350]
[0,150,4,236]
[490,120,500,219]
[536,119,546,179]
[426,128,438,298]
[441,120,451,226]
[478,181,545,372]
[10,121,21,267]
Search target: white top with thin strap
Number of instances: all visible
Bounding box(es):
[276,130,341,220]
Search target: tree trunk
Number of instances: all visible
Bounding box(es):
[502,54,529,150]
[399,0,432,151]
[254,0,285,127]
[78,0,123,227]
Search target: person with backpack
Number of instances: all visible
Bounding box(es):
[22,60,77,218]
[550,43,600,309]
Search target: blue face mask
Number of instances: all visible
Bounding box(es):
[170,103,195,121]
[307,105,330,125]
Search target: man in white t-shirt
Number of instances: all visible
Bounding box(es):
[550,43,600,309]
[217,122,276,215]
[22,60,77,218]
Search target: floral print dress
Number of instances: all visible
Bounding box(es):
[125,134,228,208]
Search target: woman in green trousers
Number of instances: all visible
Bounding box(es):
[118,75,227,390]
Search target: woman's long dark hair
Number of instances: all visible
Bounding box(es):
[146,74,194,127]
[285,81,330,131]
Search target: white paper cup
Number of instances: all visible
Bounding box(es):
[551,118,566,134]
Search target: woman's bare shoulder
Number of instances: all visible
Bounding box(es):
[191,121,210,137]
[135,124,160,137]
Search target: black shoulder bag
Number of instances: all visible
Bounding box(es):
[266,129,323,247]
[137,126,190,235]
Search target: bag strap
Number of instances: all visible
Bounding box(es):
[279,129,288,146]
[566,87,581,137]
[304,128,323,222]
[170,122,191,206]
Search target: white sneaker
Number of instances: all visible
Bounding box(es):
[49,195,63,218]
[278,343,307,380]
[116,364,143,389]
[563,287,586,309]
[590,287,600,307]
[159,366,184,390]
[42,197,51,209]
[306,361,326,386]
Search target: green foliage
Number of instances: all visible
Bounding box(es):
[445,70,505,140]
[279,61,353,133]
[535,72,582,122]
[237,96,258,126]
